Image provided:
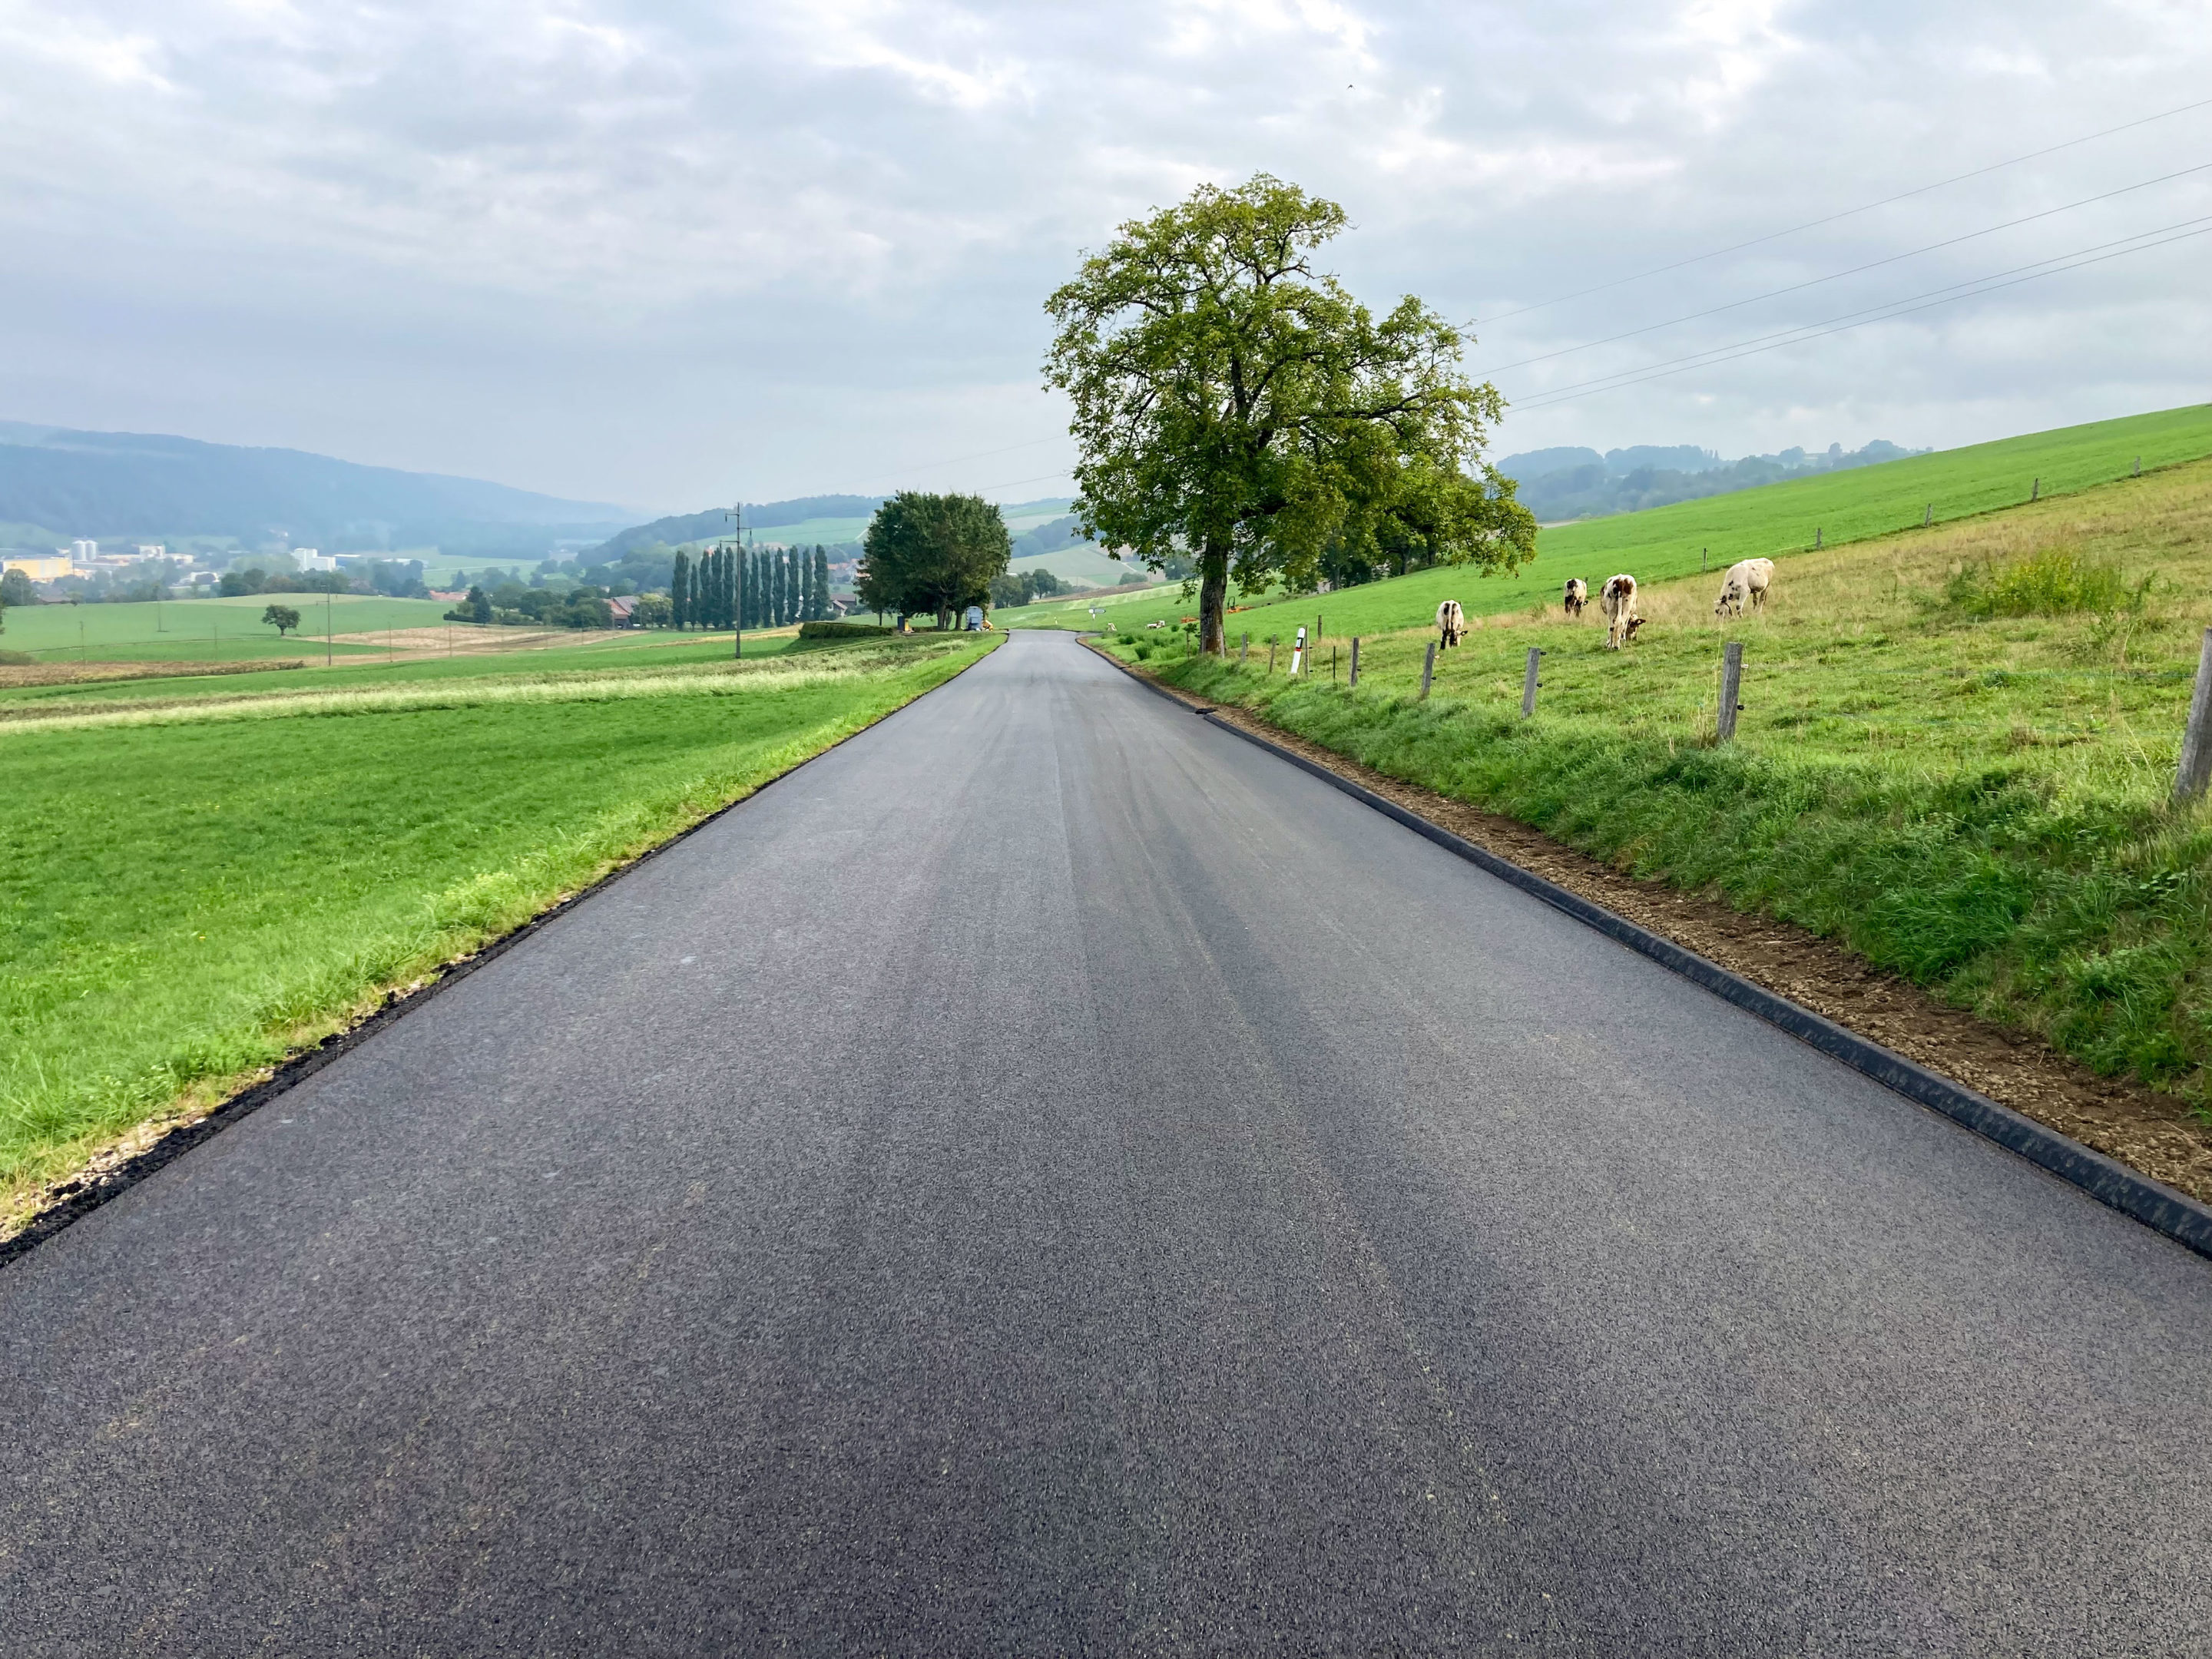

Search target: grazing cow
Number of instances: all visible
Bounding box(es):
[1600,574,1639,649]
[1435,599,1469,647]
[1563,578,1588,618]
[1714,557,1777,617]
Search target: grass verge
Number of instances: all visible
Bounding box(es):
[0,634,993,1227]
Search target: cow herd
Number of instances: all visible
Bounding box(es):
[1429,558,1779,652]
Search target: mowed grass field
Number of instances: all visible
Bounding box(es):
[0,634,993,1218]
[1000,402,2212,637]
[0,628,816,709]
[1131,454,2212,1104]
[1,593,458,663]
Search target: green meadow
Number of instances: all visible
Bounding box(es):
[0,592,456,662]
[1000,403,2212,637]
[1131,453,2212,1105]
[0,634,993,1215]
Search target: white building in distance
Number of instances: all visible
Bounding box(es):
[294,549,338,572]
[70,538,98,560]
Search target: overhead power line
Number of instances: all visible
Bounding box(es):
[1474,160,2212,376]
[1505,217,2212,411]
[1469,94,2212,327]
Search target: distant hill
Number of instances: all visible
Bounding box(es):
[1498,438,1922,523]
[591,495,1092,564]
[0,420,636,558]
[589,496,891,560]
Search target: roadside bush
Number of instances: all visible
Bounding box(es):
[797,620,891,640]
[1948,545,2134,618]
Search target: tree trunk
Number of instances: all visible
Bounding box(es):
[1198,542,1230,656]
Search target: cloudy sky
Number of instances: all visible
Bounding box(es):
[3,0,2208,513]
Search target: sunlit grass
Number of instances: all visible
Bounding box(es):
[0,635,991,1214]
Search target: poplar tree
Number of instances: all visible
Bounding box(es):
[672,550,691,628]
[722,544,737,627]
[813,545,832,618]
[795,548,811,623]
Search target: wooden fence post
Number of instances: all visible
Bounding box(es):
[2032,477,2041,502]
[1521,647,1541,717]
[1331,645,1339,683]
[1419,641,1436,700]
[1701,548,1707,572]
[1268,641,1277,674]
[1814,527,1822,549]
[2134,455,2142,478]
[1240,631,1250,663]
[1717,641,1744,742]
[2176,628,2212,803]
[1349,636,1360,687]
[1924,503,1932,527]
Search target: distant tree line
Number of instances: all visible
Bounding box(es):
[217,558,429,599]
[443,581,614,629]
[988,567,1068,609]
[666,543,836,630]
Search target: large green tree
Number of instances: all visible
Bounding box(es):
[1044,174,1535,653]
[859,493,1012,630]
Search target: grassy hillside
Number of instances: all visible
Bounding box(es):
[0,634,995,1219]
[1013,544,1149,588]
[1001,404,2212,637]
[1128,452,2212,1105]
[0,419,629,548]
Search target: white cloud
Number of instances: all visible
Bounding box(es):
[0,0,2205,506]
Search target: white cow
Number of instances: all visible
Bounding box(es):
[1436,599,1469,647]
[1562,578,1588,618]
[1600,574,1640,649]
[1714,557,1777,617]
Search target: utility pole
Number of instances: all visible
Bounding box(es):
[727,504,743,658]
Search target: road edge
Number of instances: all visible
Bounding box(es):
[0,637,1003,1272]
[1084,637,2212,1263]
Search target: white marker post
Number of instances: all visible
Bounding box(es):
[1289,626,1306,677]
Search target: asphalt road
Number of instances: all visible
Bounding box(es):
[6,628,2210,1655]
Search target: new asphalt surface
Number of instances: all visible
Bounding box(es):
[5,628,2210,1654]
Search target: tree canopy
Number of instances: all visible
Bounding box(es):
[857,493,1012,629]
[1043,174,1535,652]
